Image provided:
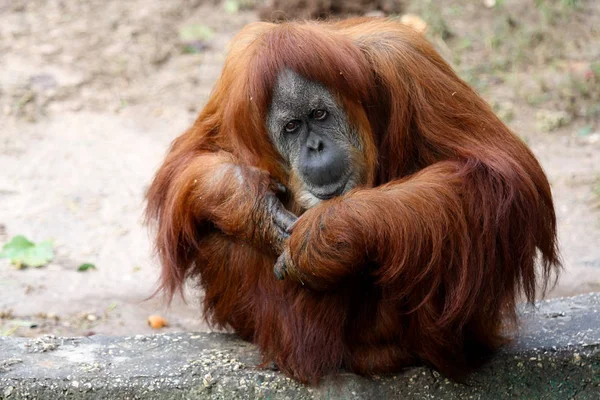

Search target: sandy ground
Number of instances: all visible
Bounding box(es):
[0,0,599,337]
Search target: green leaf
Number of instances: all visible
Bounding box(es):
[178,24,214,42]
[578,125,592,137]
[0,235,34,258]
[224,0,239,14]
[106,302,117,312]
[9,319,38,328]
[77,263,97,272]
[22,240,53,267]
[0,235,54,268]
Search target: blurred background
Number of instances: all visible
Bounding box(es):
[0,0,598,338]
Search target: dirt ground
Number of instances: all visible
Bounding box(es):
[0,0,599,338]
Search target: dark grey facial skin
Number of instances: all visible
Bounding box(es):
[266,69,362,208]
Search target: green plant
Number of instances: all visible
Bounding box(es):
[77,263,97,272]
[0,235,54,268]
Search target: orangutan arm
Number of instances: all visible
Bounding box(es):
[146,145,297,297]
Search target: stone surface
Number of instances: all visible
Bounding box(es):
[0,293,599,399]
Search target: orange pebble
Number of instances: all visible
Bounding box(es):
[147,315,168,329]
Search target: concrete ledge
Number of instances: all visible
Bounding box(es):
[1,293,599,399]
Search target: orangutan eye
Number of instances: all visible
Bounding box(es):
[312,109,328,121]
[284,120,300,133]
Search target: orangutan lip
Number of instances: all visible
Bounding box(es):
[312,178,349,200]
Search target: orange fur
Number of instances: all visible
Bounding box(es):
[146,18,560,383]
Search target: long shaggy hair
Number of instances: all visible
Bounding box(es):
[146,18,560,383]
